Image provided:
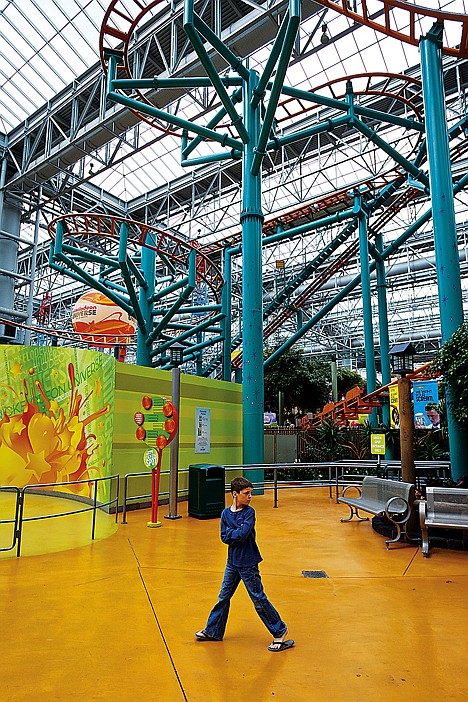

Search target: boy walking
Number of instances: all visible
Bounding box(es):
[195,476,294,652]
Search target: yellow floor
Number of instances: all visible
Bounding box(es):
[1,487,467,701]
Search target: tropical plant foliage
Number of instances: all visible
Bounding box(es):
[431,322,468,428]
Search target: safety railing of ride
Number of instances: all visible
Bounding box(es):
[0,475,119,558]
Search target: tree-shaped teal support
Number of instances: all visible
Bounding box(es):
[104,0,302,471]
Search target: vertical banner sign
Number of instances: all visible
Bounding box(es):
[413,380,439,429]
[389,385,400,428]
[195,408,211,454]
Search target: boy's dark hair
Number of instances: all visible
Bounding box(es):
[231,476,253,493]
[425,402,439,411]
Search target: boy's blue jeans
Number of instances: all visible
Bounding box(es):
[204,562,287,640]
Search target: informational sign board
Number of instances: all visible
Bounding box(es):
[133,395,178,527]
[371,433,386,455]
[195,408,211,454]
[134,395,177,449]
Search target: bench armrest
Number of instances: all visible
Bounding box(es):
[341,484,362,498]
[385,495,411,524]
[419,500,427,528]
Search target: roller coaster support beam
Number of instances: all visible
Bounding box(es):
[182,88,244,159]
[137,242,155,367]
[356,193,377,424]
[374,231,392,432]
[51,221,134,318]
[183,3,249,144]
[24,198,41,345]
[344,81,428,191]
[147,251,196,344]
[104,0,305,470]
[279,85,424,133]
[420,24,466,480]
[222,248,233,382]
[105,53,243,153]
[241,67,265,482]
[251,0,301,175]
[118,222,148,333]
[265,169,468,369]
[151,313,225,362]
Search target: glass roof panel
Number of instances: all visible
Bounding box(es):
[1,0,467,200]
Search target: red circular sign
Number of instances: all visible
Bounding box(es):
[164,418,176,433]
[135,426,146,441]
[163,401,174,417]
[156,435,168,449]
[142,395,152,410]
[134,411,144,426]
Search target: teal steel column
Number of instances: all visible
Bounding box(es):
[196,332,203,375]
[420,24,466,480]
[138,244,155,366]
[357,195,377,423]
[375,232,391,428]
[241,69,264,487]
[222,248,232,381]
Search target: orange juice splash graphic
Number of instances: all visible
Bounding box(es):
[0,363,110,498]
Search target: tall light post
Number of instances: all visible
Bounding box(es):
[165,341,184,520]
[389,342,416,484]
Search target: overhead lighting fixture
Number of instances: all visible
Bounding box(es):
[320,23,330,45]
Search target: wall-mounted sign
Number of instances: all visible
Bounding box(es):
[195,408,211,454]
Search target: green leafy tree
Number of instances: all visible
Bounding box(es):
[264,347,329,416]
[337,367,365,398]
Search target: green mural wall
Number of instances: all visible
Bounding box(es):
[113,363,243,499]
[0,346,243,506]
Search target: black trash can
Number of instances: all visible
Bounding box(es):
[188,464,225,519]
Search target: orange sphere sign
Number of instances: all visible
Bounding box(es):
[72,291,136,346]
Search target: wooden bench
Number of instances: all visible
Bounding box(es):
[419,486,468,557]
[338,476,415,549]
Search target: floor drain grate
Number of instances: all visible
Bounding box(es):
[302,570,329,578]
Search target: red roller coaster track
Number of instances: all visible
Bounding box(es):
[315,0,468,59]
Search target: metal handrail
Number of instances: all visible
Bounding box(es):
[0,486,21,553]
[121,469,189,524]
[118,460,452,519]
[223,463,337,508]
[3,475,120,557]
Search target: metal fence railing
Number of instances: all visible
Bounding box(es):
[2,461,452,551]
[0,475,119,557]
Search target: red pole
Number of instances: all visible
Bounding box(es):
[148,450,163,527]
